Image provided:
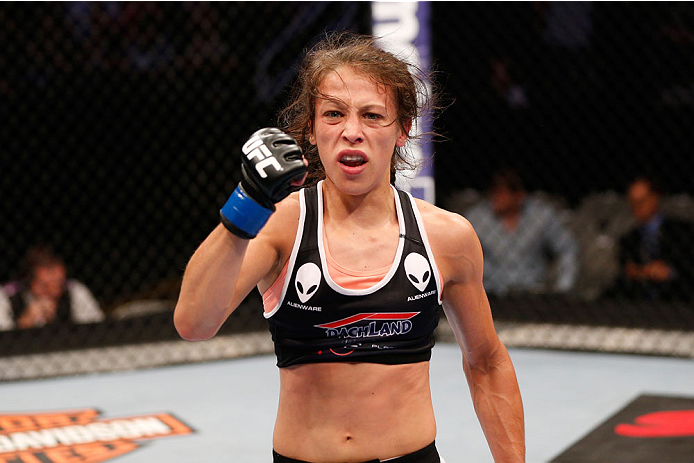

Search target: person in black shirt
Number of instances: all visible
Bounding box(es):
[613,177,694,301]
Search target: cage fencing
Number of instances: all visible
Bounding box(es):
[1,2,693,380]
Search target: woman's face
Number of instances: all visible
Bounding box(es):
[310,66,409,196]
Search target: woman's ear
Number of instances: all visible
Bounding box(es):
[308,120,316,145]
[396,119,412,147]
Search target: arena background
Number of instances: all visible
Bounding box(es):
[1,2,694,380]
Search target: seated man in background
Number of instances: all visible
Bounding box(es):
[0,245,104,330]
[465,169,579,296]
[612,176,694,301]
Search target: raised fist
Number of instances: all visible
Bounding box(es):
[239,128,307,209]
[220,128,307,239]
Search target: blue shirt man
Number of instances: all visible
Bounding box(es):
[464,170,579,296]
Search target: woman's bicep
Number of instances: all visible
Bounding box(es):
[229,231,281,307]
[175,198,296,340]
[230,197,300,306]
[442,271,499,366]
[438,216,499,365]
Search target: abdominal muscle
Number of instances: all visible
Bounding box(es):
[272,361,437,463]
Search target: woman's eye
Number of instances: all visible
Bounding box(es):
[325,111,342,118]
[364,113,383,120]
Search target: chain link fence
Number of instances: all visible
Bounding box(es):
[2,3,693,380]
[434,2,694,331]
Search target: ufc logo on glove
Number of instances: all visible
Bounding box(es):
[242,135,285,178]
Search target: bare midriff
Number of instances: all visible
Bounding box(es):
[273,361,436,463]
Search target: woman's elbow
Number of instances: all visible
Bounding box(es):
[465,336,509,373]
[173,304,217,341]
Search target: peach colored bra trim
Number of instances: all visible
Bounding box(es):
[262,227,444,313]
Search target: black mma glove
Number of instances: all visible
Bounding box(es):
[220,128,307,239]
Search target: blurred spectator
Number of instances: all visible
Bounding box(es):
[0,287,12,331]
[0,246,104,330]
[465,169,579,296]
[609,177,694,301]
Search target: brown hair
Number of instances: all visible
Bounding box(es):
[489,169,525,193]
[278,31,436,186]
[19,245,66,284]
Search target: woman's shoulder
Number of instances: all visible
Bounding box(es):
[276,190,303,213]
[265,191,302,228]
[412,198,479,257]
[260,191,303,248]
[250,191,304,281]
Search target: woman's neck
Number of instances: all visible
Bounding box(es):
[321,179,396,229]
[320,178,400,272]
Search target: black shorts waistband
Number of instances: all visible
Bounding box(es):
[272,440,438,463]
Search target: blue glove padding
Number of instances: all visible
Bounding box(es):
[220,184,274,239]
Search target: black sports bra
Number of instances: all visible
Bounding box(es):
[264,181,442,367]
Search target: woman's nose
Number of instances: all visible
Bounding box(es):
[342,114,363,144]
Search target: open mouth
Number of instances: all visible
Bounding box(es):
[339,154,367,167]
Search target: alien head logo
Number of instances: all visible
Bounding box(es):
[295,262,321,303]
[404,252,431,292]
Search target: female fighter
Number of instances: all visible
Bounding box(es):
[174,32,525,463]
